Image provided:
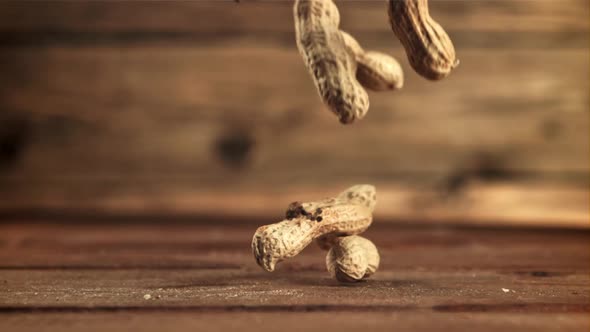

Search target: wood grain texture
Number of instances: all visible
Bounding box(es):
[0,182,588,228]
[0,312,588,332]
[0,223,589,272]
[0,222,588,331]
[1,48,586,175]
[0,0,587,33]
[0,0,588,227]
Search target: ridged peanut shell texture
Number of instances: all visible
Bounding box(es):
[252,185,376,272]
[294,0,369,124]
[326,235,380,282]
[340,31,404,91]
[388,0,458,80]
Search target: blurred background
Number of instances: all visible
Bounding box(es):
[0,0,588,228]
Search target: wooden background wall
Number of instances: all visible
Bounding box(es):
[0,0,588,228]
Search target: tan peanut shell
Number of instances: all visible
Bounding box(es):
[388,0,458,80]
[357,51,404,91]
[339,30,364,56]
[340,31,404,91]
[294,0,369,124]
[252,185,376,272]
[326,235,380,282]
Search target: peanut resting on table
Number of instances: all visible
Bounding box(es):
[326,235,380,282]
[251,185,380,282]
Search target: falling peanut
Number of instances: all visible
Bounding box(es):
[388,0,459,80]
[340,31,404,91]
[294,0,369,124]
[251,185,379,281]
[237,0,457,122]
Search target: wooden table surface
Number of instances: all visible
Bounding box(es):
[0,220,588,331]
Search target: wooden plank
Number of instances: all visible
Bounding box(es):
[0,0,587,49]
[0,223,588,271]
[0,312,589,332]
[0,48,586,176]
[0,1,588,227]
[0,183,588,228]
[0,269,588,308]
[0,0,587,33]
[0,45,587,226]
[0,223,587,332]
[0,223,588,331]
